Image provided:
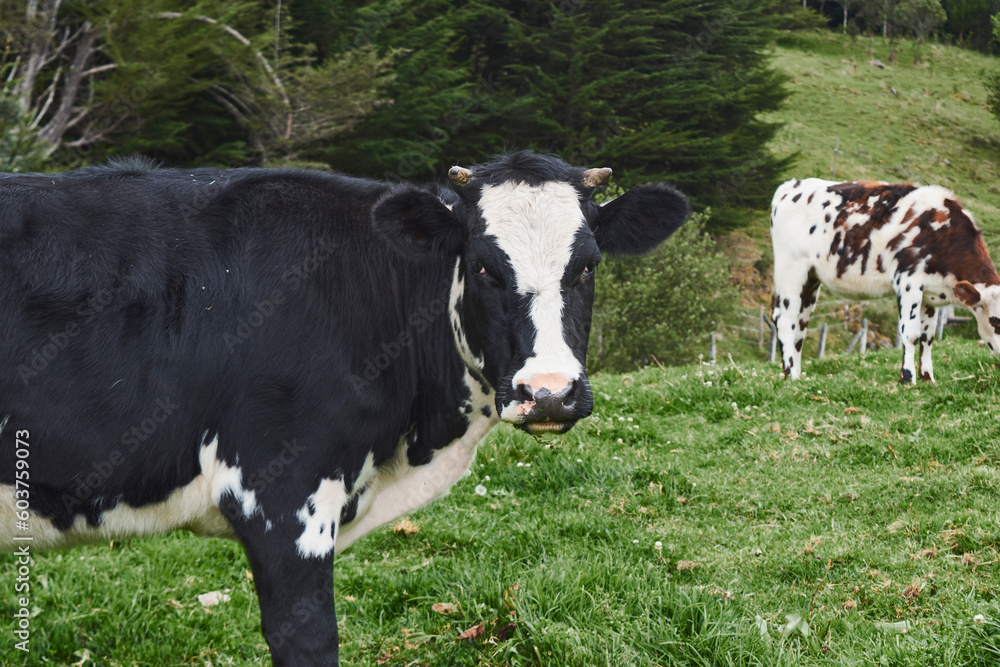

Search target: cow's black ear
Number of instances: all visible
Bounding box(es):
[372,186,464,257]
[590,184,690,255]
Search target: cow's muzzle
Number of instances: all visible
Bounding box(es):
[500,374,591,435]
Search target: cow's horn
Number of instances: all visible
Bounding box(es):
[448,166,473,186]
[582,167,613,188]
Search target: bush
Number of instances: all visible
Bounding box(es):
[588,209,738,373]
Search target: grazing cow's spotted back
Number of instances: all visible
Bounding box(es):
[770,178,1000,382]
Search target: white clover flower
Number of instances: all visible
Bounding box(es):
[474,484,487,496]
[484,475,490,481]
[975,614,986,625]
[654,541,663,551]
[516,462,524,467]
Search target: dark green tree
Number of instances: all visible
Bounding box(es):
[942,0,1000,51]
[0,0,390,167]
[319,0,792,230]
[898,0,946,63]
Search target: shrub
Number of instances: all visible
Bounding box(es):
[588,208,737,372]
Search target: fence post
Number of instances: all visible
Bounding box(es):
[709,332,717,364]
[860,319,868,355]
[759,304,765,350]
[935,308,945,340]
[818,323,828,359]
[845,329,863,355]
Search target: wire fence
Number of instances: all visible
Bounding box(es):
[705,300,970,364]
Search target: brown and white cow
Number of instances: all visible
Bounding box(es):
[770,178,1000,383]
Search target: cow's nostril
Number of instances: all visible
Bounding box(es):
[562,380,577,408]
[514,382,534,403]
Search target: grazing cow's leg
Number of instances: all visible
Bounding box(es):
[895,280,925,383]
[773,266,820,379]
[918,305,937,382]
[227,493,342,666]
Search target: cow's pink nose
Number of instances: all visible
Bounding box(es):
[519,373,574,397]
[516,374,578,418]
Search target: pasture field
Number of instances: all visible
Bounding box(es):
[3,339,1000,665]
[722,29,1000,365]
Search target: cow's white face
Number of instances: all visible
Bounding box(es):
[373,151,690,435]
[463,180,597,433]
[956,281,1000,357]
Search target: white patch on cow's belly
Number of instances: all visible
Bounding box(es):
[335,410,496,554]
[0,435,257,551]
[293,452,378,559]
[295,479,348,559]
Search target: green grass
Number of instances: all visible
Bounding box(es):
[5,339,1000,665]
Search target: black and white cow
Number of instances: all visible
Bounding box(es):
[0,152,688,665]
[771,178,1000,383]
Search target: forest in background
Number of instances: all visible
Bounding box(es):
[3,0,1000,371]
[3,1,993,223]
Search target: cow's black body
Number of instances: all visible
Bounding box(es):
[0,153,689,664]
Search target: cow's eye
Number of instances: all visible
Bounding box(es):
[472,261,488,277]
[581,265,594,282]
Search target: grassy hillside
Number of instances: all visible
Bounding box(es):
[717,30,1000,366]
[5,339,1000,666]
[766,30,1000,236]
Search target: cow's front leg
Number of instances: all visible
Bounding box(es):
[895,282,925,383]
[918,305,937,382]
[227,497,341,666]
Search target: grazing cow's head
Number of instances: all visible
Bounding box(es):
[955,281,1000,357]
[373,152,689,434]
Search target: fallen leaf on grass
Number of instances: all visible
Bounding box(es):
[458,623,485,640]
[780,613,810,639]
[902,583,923,600]
[910,549,936,560]
[876,620,911,633]
[393,517,420,536]
[753,615,769,641]
[676,560,701,572]
[842,600,857,611]
[376,652,393,664]
[844,407,860,415]
[432,602,457,614]
[496,622,517,642]
[801,535,822,556]
[197,591,231,607]
[70,649,90,667]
